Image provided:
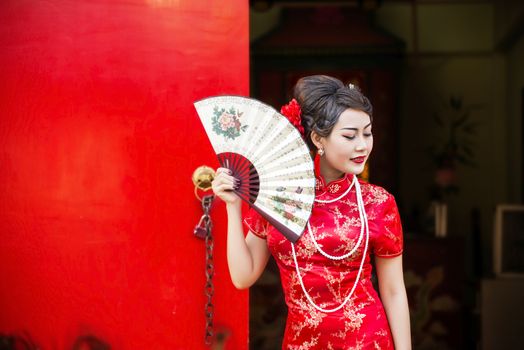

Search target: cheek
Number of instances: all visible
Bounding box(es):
[326,143,346,160]
[334,140,350,155]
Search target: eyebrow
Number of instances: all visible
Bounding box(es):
[340,122,372,131]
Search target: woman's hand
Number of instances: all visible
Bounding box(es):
[212,168,271,289]
[211,167,240,206]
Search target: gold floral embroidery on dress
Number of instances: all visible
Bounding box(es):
[263,180,402,349]
[328,183,341,193]
[288,271,326,341]
[375,329,389,338]
[383,208,401,245]
[323,268,347,303]
[288,334,320,350]
[364,183,390,206]
[346,338,365,350]
[330,206,364,256]
[307,219,359,259]
[342,298,367,332]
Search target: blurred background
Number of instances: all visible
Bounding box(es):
[248,1,524,349]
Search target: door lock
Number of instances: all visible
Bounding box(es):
[192,165,216,201]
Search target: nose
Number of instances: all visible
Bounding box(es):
[355,136,367,151]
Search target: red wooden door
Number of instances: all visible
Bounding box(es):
[0,1,249,349]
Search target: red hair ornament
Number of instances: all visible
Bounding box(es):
[280,99,304,137]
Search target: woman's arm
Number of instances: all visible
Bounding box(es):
[375,255,412,350]
[225,201,270,289]
[212,167,270,289]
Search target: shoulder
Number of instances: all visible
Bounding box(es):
[359,180,394,206]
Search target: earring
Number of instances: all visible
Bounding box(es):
[318,148,324,156]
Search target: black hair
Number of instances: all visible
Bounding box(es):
[293,75,373,151]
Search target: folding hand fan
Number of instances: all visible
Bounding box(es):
[194,95,315,242]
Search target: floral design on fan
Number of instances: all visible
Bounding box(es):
[271,194,302,224]
[212,106,248,140]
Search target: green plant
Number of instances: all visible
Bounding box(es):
[427,96,481,197]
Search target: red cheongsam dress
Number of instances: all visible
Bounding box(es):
[244,173,403,350]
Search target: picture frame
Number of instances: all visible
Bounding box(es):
[493,205,524,277]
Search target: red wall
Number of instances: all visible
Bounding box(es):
[0,0,249,348]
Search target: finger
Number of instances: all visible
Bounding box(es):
[216,173,237,186]
[222,177,238,189]
[213,171,228,182]
[218,183,236,193]
[212,178,227,192]
[222,181,236,190]
[213,179,232,190]
[216,167,232,175]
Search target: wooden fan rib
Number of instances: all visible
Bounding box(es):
[232,153,251,179]
[230,98,281,163]
[255,188,313,211]
[255,153,310,176]
[252,200,306,232]
[259,157,313,178]
[252,205,302,243]
[239,117,278,162]
[255,190,314,214]
[235,179,258,204]
[252,139,310,173]
[259,184,314,198]
[235,187,254,205]
[258,186,315,199]
[259,169,315,184]
[256,182,314,196]
[257,174,313,185]
[217,152,255,182]
[250,123,294,166]
[217,152,261,204]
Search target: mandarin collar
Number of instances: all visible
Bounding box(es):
[315,173,353,196]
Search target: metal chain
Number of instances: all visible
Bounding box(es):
[201,195,215,346]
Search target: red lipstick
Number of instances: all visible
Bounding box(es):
[351,156,366,164]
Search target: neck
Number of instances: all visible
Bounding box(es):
[318,157,345,184]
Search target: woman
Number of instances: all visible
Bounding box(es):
[211,75,411,349]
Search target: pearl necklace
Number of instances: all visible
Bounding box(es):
[291,175,369,313]
[315,175,355,204]
[308,175,362,260]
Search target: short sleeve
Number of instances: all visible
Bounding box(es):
[243,207,269,239]
[373,193,403,258]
